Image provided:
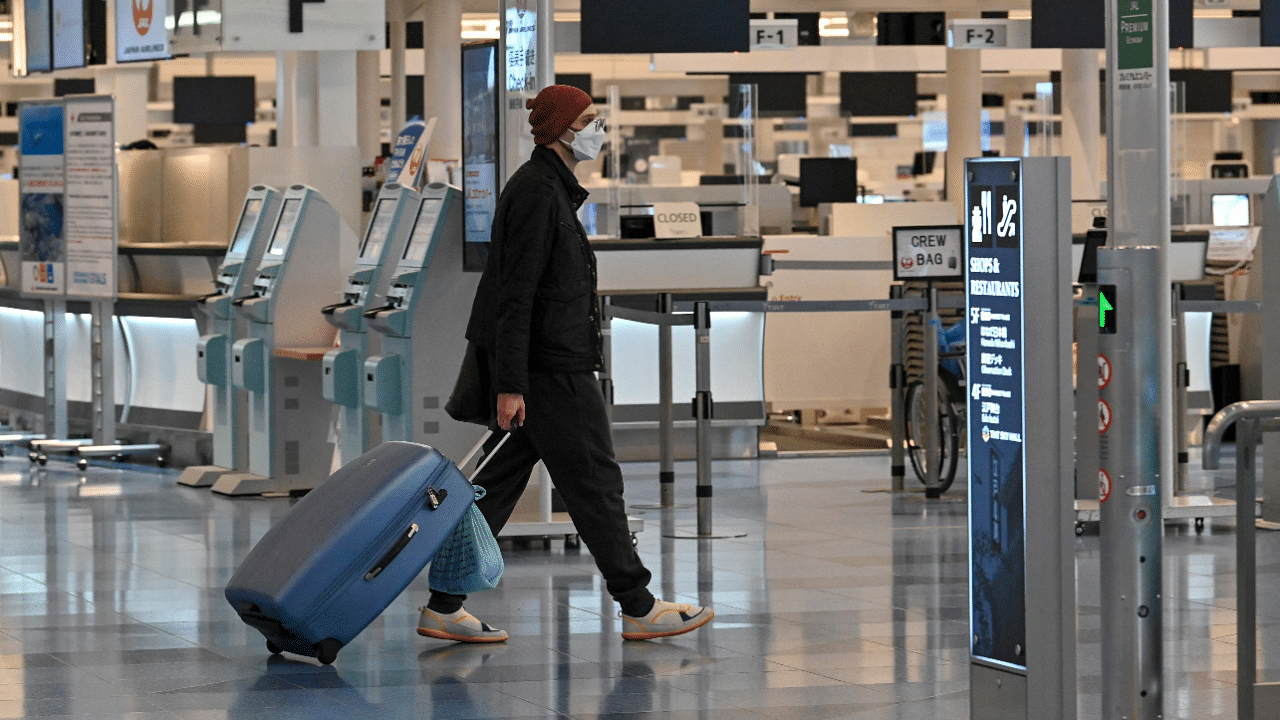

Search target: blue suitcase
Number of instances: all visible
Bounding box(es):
[225,436,502,664]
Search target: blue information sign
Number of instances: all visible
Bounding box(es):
[965,159,1026,671]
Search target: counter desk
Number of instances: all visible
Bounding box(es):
[594,236,767,461]
[0,242,218,460]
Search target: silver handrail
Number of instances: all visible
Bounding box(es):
[1201,400,1280,720]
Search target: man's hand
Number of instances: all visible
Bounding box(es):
[496,393,525,430]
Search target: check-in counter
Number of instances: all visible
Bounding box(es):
[594,236,765,461]
[0,241,220,458]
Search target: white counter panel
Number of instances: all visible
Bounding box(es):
[762,234,898,414]
[611,312,764,407]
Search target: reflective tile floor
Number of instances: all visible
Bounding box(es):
[0,447,1269,719]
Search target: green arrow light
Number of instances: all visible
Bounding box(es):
[1099,292,1113,329]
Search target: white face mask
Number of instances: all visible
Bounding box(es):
[561,118,606,161]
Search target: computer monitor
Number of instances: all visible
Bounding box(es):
[266,198,302,256]
[173,77,257,125]
[359,198,398,259]
[1211,194,1250,226]
[912,151,937,176]
[403,197,443,262]
[227,198,265,256]
[798,157,858,208]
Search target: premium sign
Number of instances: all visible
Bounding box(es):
[892,225,964,281]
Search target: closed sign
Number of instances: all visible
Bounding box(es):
[892,225,964,281]
[652,202,703,239]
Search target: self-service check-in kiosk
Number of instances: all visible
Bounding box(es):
[321,183,420,465]
[213,184,356,496]
[363,183,477,459]
[178,185,282,488]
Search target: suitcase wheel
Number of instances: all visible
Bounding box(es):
[315,638,342,665]
[266,640,283,655]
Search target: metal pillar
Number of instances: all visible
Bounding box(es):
[658,293,676,507]
[693,301,713,536]
[1171,285,1189,493]
[1097,247,1163,720]
[599,296,613,424]
[666,301,744,540]
[923,284,941,498]
[890,285,906,492]
[1075,285,1101,505]
[90,299,115,446]
[1237,417,1259,720]
[43,298,67,441]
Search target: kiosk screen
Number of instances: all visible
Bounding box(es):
[228,198,264,256]
[361,198,398,259]
[404,198,442,262]
[1211,193,1249,226]
[267,198,303,256]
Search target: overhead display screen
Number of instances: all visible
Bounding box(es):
[462,40,499,272]
[227,197,264,255]
[404,198,443,263]
[51,0,85,69]
[23,0,54,73]
[360,198,399,259]
[580,0,749,54]
[267,198,302,256]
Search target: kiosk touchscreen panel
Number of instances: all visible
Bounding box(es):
[228,198,265,256]
[267,198,303,256]
[403,198,443,262]
[360,198,398,259]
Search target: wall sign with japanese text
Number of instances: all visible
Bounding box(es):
[965,158,1026,671]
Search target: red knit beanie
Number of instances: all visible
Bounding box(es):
[526,85,593,146]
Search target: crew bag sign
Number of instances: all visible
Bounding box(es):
[892,225,964,281]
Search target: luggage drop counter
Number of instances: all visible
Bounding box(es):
[213,185,356,497]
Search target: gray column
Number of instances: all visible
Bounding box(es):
[945,13,982,206]
[356,51,382,163]
[423,0,462,159]
[1061,49,1103,199]
[388,0,408,135]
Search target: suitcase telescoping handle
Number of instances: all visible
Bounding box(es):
[458,424,518,484]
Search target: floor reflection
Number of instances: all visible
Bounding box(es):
[0,451,1264,718]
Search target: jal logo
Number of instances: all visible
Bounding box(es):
[899,256,914,270]
[133,0,154,36]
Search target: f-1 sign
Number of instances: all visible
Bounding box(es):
[948,19,1031,49]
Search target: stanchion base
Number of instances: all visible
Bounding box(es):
[663,529,747,540]
[630,503,695,510]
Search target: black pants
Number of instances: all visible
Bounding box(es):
[428,371,655,617]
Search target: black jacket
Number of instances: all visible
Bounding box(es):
[465,145,602,395]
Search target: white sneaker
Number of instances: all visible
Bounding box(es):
[620,600,713,641]
[417,607,508,643]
